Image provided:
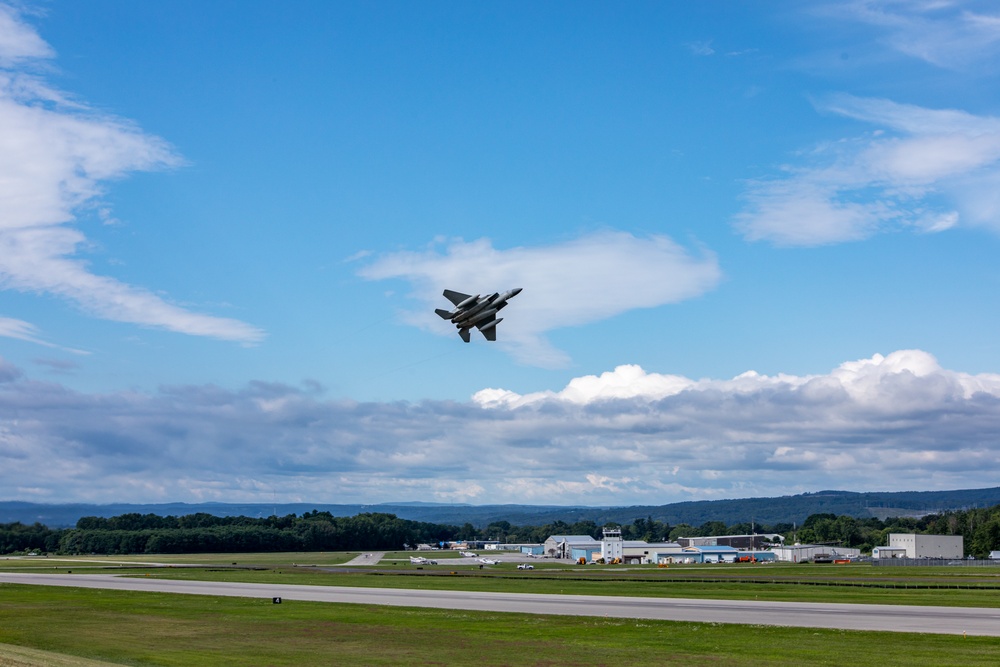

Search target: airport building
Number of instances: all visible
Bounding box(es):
[544,533,687,563]
[484,542,541,552]
[872,546,907,559]
[887,533,963,559]
[620,540,684,564]
[544,535,601,559]
[572,545,603,562]
[597,529,688,564]
[676,534,781,550]
[601,527,623,561]
[770,544,861,562]
[677,545,739,563]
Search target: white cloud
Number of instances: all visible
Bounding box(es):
[0,4,263,344]
[735,95,1000,245]
[357,231,722,367]
[2,349,999,506]
[829,0,1000,69]
[687,40,715,56]
[0,4,50,64]
[0,315,86,353]
[474,349,1000,407]
[474,364,696,407]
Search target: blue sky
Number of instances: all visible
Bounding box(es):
[2,1,1000,507]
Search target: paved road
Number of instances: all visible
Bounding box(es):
[2,572,998,636]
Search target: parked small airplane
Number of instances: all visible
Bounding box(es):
[409,556,437,565]
[478,557,500,565]
[436,287,522,342]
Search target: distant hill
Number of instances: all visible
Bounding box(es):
[559,487,1000,527]
[3,486,999,529]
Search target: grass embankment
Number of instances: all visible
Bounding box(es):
[0,642,122,667]
[1,584,997,667]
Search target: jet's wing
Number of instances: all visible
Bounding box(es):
[443,289,473,307]
[475,314,498,341]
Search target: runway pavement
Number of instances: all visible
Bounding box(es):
[342,551,385,565]
[2,572,998,636]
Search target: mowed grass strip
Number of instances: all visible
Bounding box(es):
[6,555,1000,607]
[1,584,996,667]
[0,642,124,667]
[116,563,1000,608]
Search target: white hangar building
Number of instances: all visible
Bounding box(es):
[770,544,860,563]
[543,535,600,559]
[887,533,963,559]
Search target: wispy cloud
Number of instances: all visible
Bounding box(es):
[0,4,264,344]
[828,0,1000,69]
[356,231,722,367]
[687,40,715,56]
[1,349,998,505]
[735,94,1000,245]
[31,357,80,374]
[0,316,86,353]
[0,3,50,65]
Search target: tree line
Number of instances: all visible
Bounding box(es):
[0,511,453,555]
[2,504,1000,556]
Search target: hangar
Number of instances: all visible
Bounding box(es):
[620,540,684,564]
[872,546,907,559]
[676,533,780,550]
[543,535,600,559]
[887,533,963,559]
[543,532,685,564]
[770,544,860,563]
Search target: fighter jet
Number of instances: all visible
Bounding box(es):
[436,287,522,342]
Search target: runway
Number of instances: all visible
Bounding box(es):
[2,572,998,636]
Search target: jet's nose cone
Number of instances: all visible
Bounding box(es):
[512,287,523,296]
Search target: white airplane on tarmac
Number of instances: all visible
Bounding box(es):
[409,556,437,565]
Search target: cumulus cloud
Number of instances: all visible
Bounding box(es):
[357,232,722,367]
[735,95,1000,245]
[2,350,999,506]
[0,4,263,344]
[827,0,1000,69]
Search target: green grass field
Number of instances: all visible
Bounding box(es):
[3,553,1000,665]
[1,584,997,667]
[1,552,359,568]
[8,553,998,607]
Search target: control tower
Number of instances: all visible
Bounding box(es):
[601,527,623,562]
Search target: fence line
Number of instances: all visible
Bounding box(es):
[872,557,1000,567]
